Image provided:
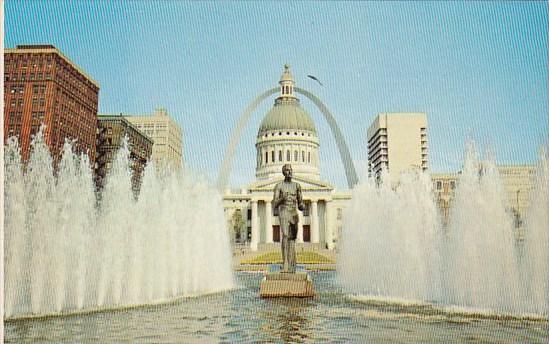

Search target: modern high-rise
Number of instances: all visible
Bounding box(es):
[367,113,428,185]
[4,45,99,163]
[124,108,183,170]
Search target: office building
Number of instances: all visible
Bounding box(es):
[367,113,428,185]
[95,115,153,192]
[124,108,183,170]
[4,45,99,163]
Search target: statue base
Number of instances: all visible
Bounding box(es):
[259,272,315,298]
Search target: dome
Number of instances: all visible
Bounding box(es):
[259,100,317,134]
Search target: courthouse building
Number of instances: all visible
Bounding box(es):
[223,66,351,251]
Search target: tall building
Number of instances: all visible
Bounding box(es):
[124,108,183,170]
[367,113,428,185]
[95,115,153,192]
[222,65,352,251]
[4,45,99,163]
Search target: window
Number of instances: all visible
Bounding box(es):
[450,181,456,190]
[436,181,442,190]
[308,152,311,163]
[294,150,298,161]
[271,151,275,163]
[279,150,282,162]
[302,151,305,162]
[265,152,268,164]
[337,208,343,220]
[286,150,290,161]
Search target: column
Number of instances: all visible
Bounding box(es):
[325,201,334,250]
[265,200,273,243]
[250,201,259,251]
[297,211,304,243]
[311,200,319,244]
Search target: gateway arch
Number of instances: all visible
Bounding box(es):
[217,87,358,191]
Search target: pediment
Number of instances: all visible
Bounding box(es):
[247,176,334,192]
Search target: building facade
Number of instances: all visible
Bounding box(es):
[95,115,153,192]
[124,108,183,171]
[367,113,428,185]
[431,173,458,226]
[431,165,536,227]
[4,45,99,163]
[223,65,351,251]
[497,165,536,226]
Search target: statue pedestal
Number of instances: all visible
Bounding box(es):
[259,272,315,298]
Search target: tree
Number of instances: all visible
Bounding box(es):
[230,209,246,243]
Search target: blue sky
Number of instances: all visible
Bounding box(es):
[5,1,548,188]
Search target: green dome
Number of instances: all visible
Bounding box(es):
[259,101,316,134]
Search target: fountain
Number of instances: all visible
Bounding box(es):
[442,143,522,313]
[4,130,235,319]
[520,147,549,314]
[337,168,442,303]
[338,141,549,316]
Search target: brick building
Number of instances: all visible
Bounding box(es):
[4,45,99,163]
[96,115,153,193]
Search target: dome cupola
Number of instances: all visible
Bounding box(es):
[255,65,320,181]
[258,64,317,134]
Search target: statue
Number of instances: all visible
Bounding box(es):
[273,164,305,273]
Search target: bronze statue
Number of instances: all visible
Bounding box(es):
[273,164,305,273]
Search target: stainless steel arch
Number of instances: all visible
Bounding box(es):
[217,87,358,191]
[217,87,278,191]
[294,87,358,188]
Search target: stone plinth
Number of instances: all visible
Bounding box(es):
[259,272,315,298]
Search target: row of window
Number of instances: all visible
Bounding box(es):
[7,111,23,122]
[262,131,312,138]
[4,61,52,72]
[261,149,313,165]
[32,97,46,107]
[435,180,456,190]
[138,123,167,129]
[5,53,53,65]
[281,85,293,95]
[9,99,24,107]
[5,72,52,82]
[8,85,25,94]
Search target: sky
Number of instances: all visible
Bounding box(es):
[5,1,549,188]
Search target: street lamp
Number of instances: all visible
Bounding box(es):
[515,189,521,228]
